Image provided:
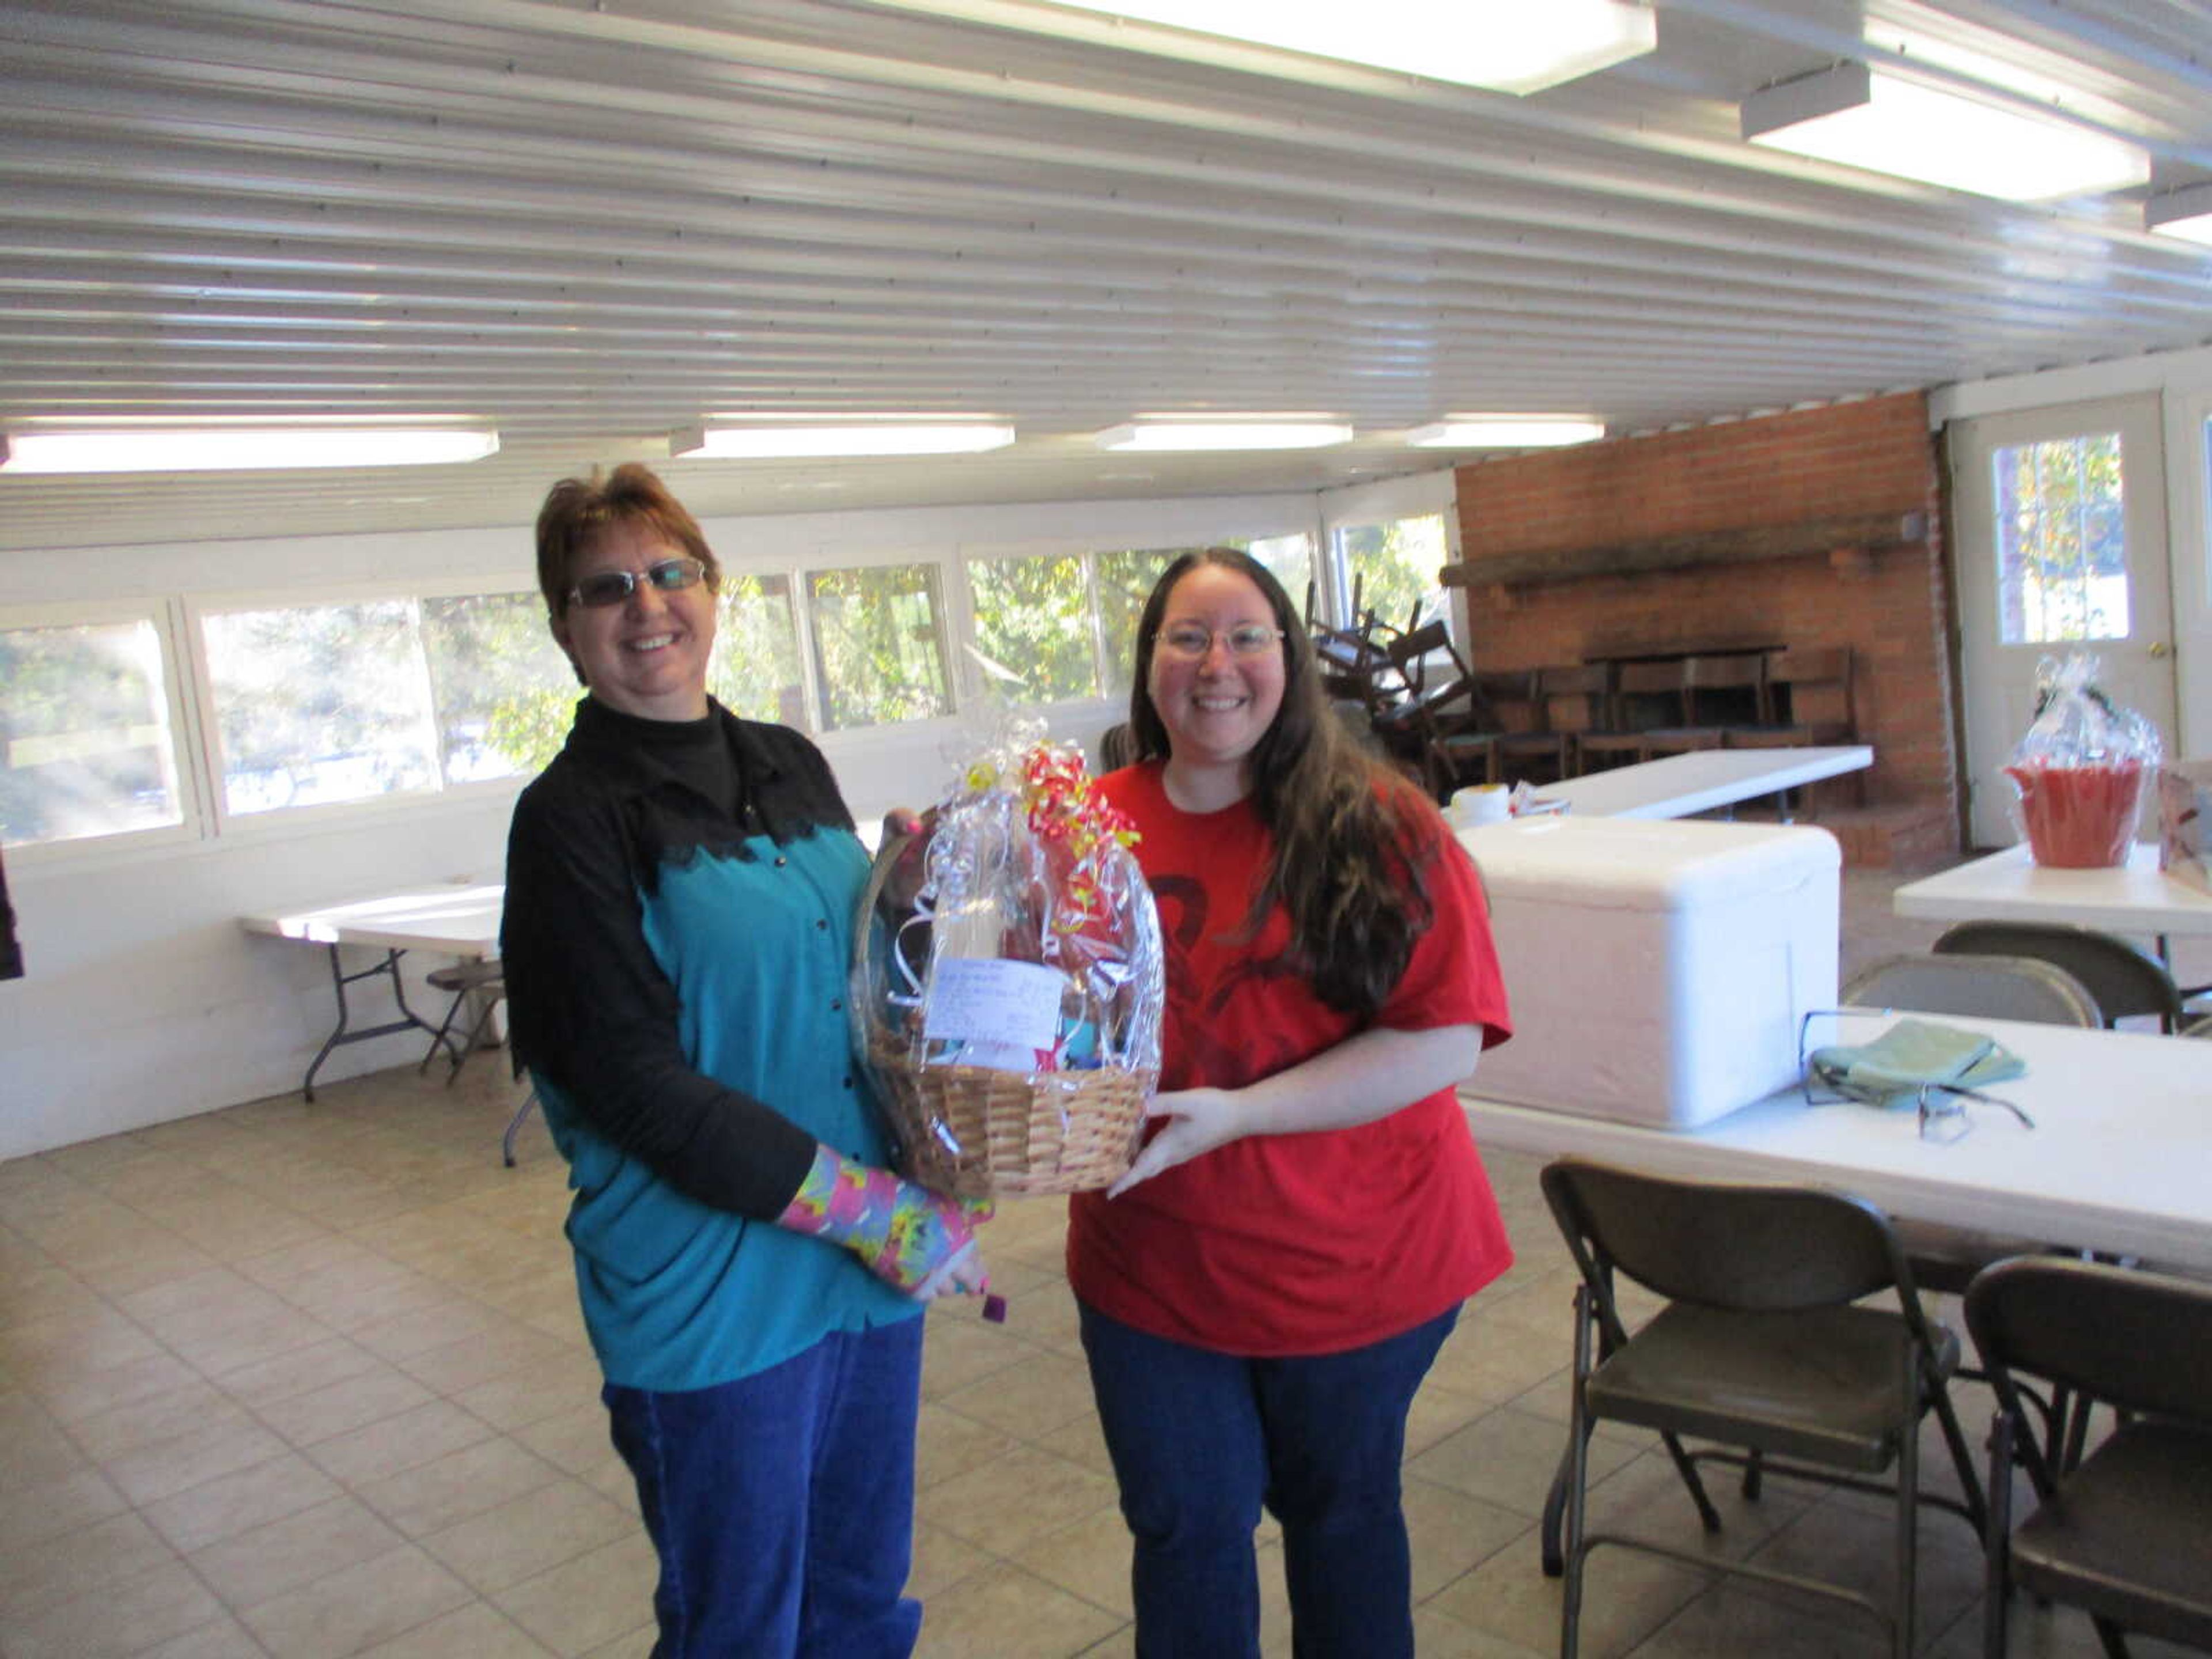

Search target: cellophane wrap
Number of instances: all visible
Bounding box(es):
[2004,652,2163,868]
[850,724,1163,1198]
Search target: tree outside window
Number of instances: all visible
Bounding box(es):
[967,552,1097,702]
[1993,433,2130,645]
[1093,548,1183,695]
[423,591,577,782]
[806,563,953,730]
[711,573,808,730]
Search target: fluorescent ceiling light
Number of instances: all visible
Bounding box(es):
[2146,182,2212,247]
[1039,0,1653,94]
[1096,420,1354,452]
[1742,62,2149,200]
[673,422,1014,459]
[1410,417,1606,449]
[0,427,499,474]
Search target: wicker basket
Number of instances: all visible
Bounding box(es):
[853,791,1162,1200]
[868,1040,1154,1200]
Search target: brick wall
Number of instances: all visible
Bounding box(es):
[1449,391,1959,845]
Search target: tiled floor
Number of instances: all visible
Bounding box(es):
[3,863,2205,1658]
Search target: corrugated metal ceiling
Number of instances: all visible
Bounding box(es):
[1,0,2208,551]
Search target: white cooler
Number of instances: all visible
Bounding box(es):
[1460,814,1839,1129]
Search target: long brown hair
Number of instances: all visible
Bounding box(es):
[1127,548,1436,1016]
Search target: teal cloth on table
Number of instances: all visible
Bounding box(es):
[1807,1018,2026,1106]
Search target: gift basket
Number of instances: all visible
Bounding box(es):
[851,727,1163,1199]
[2003,652,2162,869]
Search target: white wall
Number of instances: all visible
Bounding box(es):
[0,486,1337,1161]
[1929,343,2212,756]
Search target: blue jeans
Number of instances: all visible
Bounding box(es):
[1078,1301,1458,1659]
[603,1316,925,1659]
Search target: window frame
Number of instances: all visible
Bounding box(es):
[0,594,209,865]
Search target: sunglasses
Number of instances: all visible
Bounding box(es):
[566,555,707,610]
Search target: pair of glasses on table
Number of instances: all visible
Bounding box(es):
[1797,1007,2036,1146]
[567,555,707,609]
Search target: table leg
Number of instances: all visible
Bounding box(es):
[301,946,457,1101]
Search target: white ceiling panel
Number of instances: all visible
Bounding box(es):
[1,0,2208,549]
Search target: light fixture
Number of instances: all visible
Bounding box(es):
[671,422,1014,459]
[1409,416,1606,449]
[1035,0,1654,94]
[2145,182,2212,247]
[0,426,500,474]
[1095,419,1354,452]
[1741,62,2149,201]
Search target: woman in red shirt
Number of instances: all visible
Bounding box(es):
[1069,548,1515,1658]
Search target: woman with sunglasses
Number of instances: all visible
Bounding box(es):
[501,463,989,1658]
[1070,548,1514,1659]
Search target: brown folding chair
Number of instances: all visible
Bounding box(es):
[1968,1257,2212,1659]
[1544,1158,1985,1659]
[1934,920,2187,1033]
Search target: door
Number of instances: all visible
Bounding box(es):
[1950,395,2178,848]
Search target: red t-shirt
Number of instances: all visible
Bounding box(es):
[1066,763,1514,1356]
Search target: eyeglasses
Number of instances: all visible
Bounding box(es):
[566,556,707,610]
[1153,622,1285,660]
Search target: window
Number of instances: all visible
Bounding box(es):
[1331,514,1449,634]
[805,563,953,731]
[1092,548,1182,696]
[1,606,191,851]
[200,589,575,817]
[202,599,442,816]
[422,591,580,782]
[966,551,1099,702]
[1241,533,1315,622]
[711,573,809,730]
[961,540,1313,706]
[1993,431,2129,643]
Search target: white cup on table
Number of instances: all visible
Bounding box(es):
[1450,785,1512,829]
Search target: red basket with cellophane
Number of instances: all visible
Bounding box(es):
[2004,653,2162,869]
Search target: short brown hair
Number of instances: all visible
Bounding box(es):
[534,462,721,619]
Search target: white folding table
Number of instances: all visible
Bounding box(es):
[242,883,504,1100]
[1543,745,1872,820]
[1463,1008,2212,1272]
[1892,841,2212,966]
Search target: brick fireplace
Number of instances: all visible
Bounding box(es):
[1444,391,1960,865]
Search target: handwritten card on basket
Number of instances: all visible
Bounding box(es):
[923,958,1065,1068]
